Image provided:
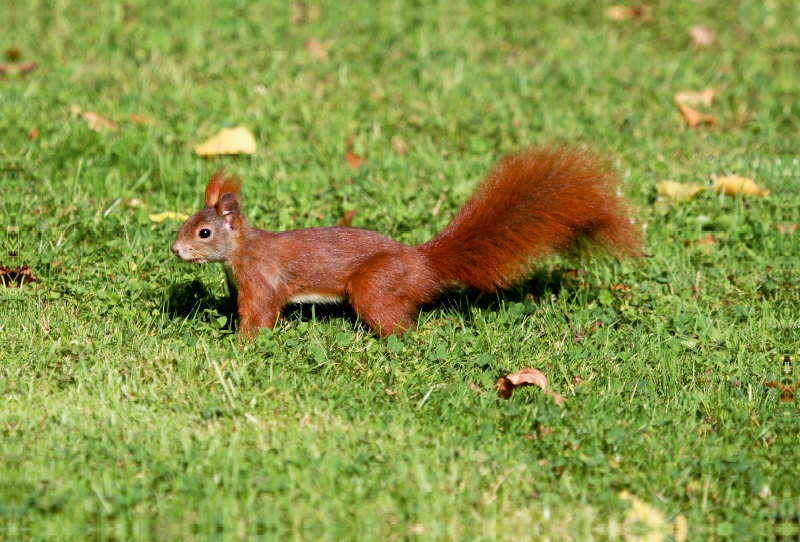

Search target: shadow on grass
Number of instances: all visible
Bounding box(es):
[281,301,363,330]
[164,266,585,332]
[164,279,236,324]
[433,266,590,317]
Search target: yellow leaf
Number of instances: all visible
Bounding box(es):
[82,111,119,132]
[607,5,652,22]
[607,6,635,21]
[656,181,705,202]
[620,491,666,542]
[194,126,257,156]
[673,514,688,542]
[714,175,769,197]
[673,89,714,107]
[149,211,189,223]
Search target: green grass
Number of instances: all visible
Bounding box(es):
[2,0,798,539]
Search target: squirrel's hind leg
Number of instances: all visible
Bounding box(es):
[346,253,424,337]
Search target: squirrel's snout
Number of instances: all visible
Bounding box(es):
[170,243,181,257]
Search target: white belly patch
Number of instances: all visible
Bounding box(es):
[287,294,344,305]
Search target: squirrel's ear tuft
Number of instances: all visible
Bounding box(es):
[204,169,242,207]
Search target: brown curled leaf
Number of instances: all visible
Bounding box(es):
[495,368,547,399]
[345,151,365,170]
[677,104,715,128]
[0,265,39,287]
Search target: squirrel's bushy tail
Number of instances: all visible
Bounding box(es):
[417,146,641,292]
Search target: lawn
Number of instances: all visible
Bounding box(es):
[2,0,797,539]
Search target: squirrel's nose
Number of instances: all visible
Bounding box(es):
[171,243,180,256]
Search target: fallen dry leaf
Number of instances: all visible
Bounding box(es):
[695,234,715,246]
[149,211,190,223]
[469,382,481,393]
[345,151,365,170]
[82,111,119,132]
[776,224,797,234]
[305,39,328,61]
[607,6,635,20]
[337,209,357,227]
[292,3,321,25]
[673,513,688,542]
[673,89,714,107]
[129,114,156,124]
[714,175,769,197]
[0,265,38,287]
[765,380,799,403]
[620,491,666,542]
[0,61,35,75]
[391,135,409,154]
[607,5,652,22]
[689,24,715,47]
[495,368,563,406]
[291,3,303,24]
[194,126,257,156]
[676,103,715,128]
[656,180,706,201]
[384,388,396,396]
[28,127,39,141]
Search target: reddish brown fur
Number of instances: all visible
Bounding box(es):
[418,147,641,291]
[205,169,242,207]
[171,146,642,338]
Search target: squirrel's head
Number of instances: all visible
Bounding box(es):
[171,169,243,264]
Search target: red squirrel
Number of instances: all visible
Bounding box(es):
[171,146,641,338]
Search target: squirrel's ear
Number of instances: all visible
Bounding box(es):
[205,169,241,207]
[218,193,240,229]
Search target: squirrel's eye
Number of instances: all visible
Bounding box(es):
[199,228,212,239]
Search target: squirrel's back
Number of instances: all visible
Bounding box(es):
[417,146,641,291]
